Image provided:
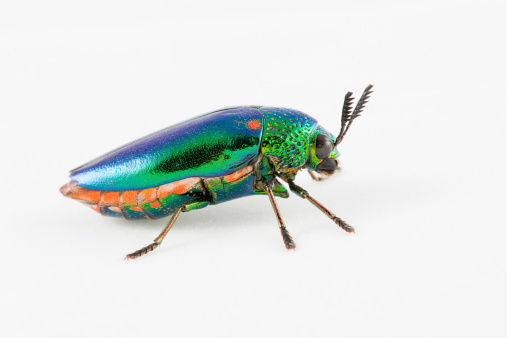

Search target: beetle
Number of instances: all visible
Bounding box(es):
[60,85,373,259]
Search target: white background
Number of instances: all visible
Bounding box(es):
[1,1,506,337]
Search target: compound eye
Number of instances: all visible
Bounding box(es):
[315,134,333,159]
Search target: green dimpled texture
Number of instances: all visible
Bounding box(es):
[259,107,318,169]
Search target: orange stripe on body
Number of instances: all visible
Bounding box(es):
[120,190,139,206]
[71,187,101,204]
[99,191,120,206]
[158,177,201,199]
[223,165,253,183]
[62,165,252,213]
[137,187,158,205]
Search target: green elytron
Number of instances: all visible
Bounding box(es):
[60,85,373,259]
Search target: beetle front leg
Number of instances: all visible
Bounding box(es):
[308,170,337,181]
[125,200,210,260]
[287,179,355,233]
[263,182,296,250]
[308,170,326,181]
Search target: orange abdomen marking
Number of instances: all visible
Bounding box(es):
[60,166,254,220]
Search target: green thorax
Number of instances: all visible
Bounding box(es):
[259,107,318,171]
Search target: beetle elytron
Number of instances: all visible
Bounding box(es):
[60,85,373,259]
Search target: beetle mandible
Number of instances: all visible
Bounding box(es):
[60,85,373,259]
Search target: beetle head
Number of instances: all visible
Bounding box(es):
[306,126,340,176]
[306,84,373,177]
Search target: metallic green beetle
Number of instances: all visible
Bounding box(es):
[60,85,373,259]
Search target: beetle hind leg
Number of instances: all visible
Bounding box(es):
[125,206,183,260]
[125,200,210,260]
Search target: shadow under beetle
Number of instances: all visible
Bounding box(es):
[60,85,373,259]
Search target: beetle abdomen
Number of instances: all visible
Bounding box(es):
[60,165,258,219]
[60,177,204,220]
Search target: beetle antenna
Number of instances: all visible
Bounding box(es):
[335,84,373,146]
[335,91,354,146]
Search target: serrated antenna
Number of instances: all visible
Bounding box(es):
[334,84,374,146]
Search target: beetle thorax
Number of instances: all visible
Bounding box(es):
[259,107,317,172]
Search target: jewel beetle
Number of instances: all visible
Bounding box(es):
[60,85,373,259]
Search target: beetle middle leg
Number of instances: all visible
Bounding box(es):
[263,182,296,250]
[125,200,210,259]
[287,179,355,233]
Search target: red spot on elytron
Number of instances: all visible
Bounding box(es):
[247,120,260,129]
[150,201,161,208]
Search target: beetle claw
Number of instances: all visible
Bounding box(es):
[125,242,159,260]
[333,216,355,233]
[280,226,296,249]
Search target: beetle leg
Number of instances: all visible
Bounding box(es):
[125,206,183,259]
[308,170,325,181]
[125,200,210,260]
[263,182,296,250]
[308,169,338,181]
[287,179,355,233]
